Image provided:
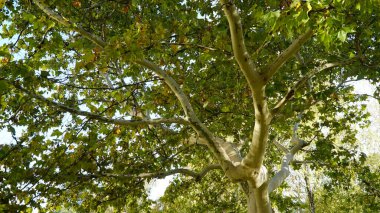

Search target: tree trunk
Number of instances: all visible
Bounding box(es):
[247,181,272,213]
[247,183,257,213]
[304,175,315,213]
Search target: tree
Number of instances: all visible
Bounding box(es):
[0,0,379,212]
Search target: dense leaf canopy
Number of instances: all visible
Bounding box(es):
[0,0,379,212]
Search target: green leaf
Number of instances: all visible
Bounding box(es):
[40,71,49,78]
[0,80,8,91]
[0,50,10,57]
[356,3,361,10]
[337,30,347,42]
[7,125,15,136]
[51,129,62,137]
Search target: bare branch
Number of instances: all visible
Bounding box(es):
[12,82,189,126]
[220,0,263,90]
[53,78,159,91]
[354,93,380,101]
[95,164,222,180]
[271,61,347,116]
[269,116,308,192]
[273,139,289,154]
[304,172,316,213]
[136,60,238,164]
[268,139,307,193]
[100,71,114,89]
[292,160,324,165]
[161,42,222,52]
[136,60,196,122]
[184,135,209,146]
[33,0,106,47]
[263,30,314,83]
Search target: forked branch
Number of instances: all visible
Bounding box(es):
[220,1,272,174]
[220,0,262,90]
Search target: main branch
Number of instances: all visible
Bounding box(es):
[220,0,263,90]
[263,30,314,83]
[220,0,272,193]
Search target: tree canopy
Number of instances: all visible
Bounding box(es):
[0,0,379,212]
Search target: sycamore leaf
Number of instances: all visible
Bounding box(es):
[337,30,347,42]
[0,80,8,91]
[7,125,15,136]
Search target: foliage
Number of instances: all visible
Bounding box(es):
[314,164,380,212]
[0,0,379,212]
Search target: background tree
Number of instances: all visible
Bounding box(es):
[0,0,379,212]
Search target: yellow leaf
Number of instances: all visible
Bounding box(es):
[1,57,9,64]
[179,35,187,43]
[160,59,165,66]
[295,2,301,10]
[306,2,312,12]
[0,0,5,9]
[113,126,121,135]
[99,66,108,73]
[64,132,70,141]
[171,45,178,53]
